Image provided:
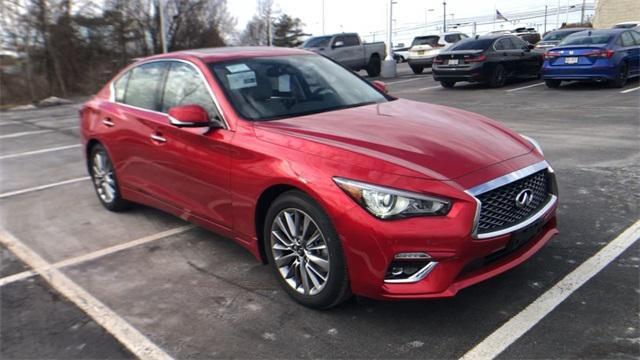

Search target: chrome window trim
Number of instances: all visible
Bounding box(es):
[465,160,553,239]
[384,261,438,284]
[108,58,229,130]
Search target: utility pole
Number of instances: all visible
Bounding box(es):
[556,0,561,29]
[472,21,477,36]
[580,0,586,24]
[322,0,325,35]
[442,1,447,32]
[158,0,167,53]
[544,5,548,34]
[381,0,397,78]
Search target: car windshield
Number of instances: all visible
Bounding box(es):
[302,36,332,48]
[559,33,613,45]
[450,38,494,51]
[543,30,580,41]
[209,55,388,121]
[412,36,439,46]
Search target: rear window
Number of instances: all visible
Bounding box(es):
[542,30,580,41]
[302,36,332,48]
[450,38,494,51]
[412,36,439,47]
[559,33,613,46]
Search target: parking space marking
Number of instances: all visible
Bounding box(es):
[505,82,545,92]
[418,86,441,91]
[0,125,79,140]
[0,144,81,160]
[460,220,640,360]
[386,78,423,85]
[0,225,195,287]
[0,228,174,360]
[0,176,90,199]
[620,86,640,94]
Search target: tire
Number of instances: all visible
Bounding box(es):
[366,55,381,77]
[488,64,507,88]
[609,62,629,88]
[545,79,562,88]
[89,144,131,212]
[440,81,456,88]
[410,65,424,74]
[264,190,351,309]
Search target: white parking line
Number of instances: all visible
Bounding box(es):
[620,86,640,94]
[0,225,195,287]
[460,220,640,360]
[418,86,441,91]
[0,125,79,140]
[505,82,545,92]
[386,78,423,85]
[0,228,174,360]
[0,176,90,199]
[0,144,81,160]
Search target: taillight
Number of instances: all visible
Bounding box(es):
[545,51,560,59]
[585,49,614,58]
[433,57,444,64]
[464,54,486,63]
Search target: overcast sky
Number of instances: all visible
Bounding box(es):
[227,0,594,45]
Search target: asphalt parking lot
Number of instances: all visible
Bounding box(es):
[1,63,638,359]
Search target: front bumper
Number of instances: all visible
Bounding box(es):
[332,157,559,300]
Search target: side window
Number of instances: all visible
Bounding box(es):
[444,34,460,43]
[631,31,640,45]
[162,62,219,120]
[620,32,635,47]
[511,36,527,49]
[124,62,168,111]
[494,38,508,50]
[344,35,360,46]
[113,71,130,103]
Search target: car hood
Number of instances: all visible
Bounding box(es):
[253,99,533,181]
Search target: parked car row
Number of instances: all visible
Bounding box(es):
[430,29,640,89]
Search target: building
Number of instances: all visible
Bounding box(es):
[592,0,640,28]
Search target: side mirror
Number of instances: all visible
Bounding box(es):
[333,40,344,48]
[526,44,535,50]
[372,80,388,94]
[168,104,212,128]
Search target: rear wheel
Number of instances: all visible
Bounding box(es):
[410,65,424,74]
[545,79,562,88]
[89,144,131,211]
[440,81,456,88]
[609,62,629,88]
[264,191,351,309]
[366,55,381,77]
[488,64,507,88]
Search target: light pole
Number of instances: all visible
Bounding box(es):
[580,0,586,23]
[322,0,325,35]
[442,1,447,32]
[381,0,397,78]
[544,5,548,34]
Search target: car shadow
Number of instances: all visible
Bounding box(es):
[552,77,640,91]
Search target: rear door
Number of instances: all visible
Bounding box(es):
[103,61,170,196]
[331,35,361,69]
[512,36,543,76]
[494,37,520,75]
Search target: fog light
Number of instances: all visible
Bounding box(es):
[394,252,431,260]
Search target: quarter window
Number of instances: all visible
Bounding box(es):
[620,32,635,47]
[162,62,218,120]
[113,71,130,103]
[124,62,168,111]
[631,30,640,45]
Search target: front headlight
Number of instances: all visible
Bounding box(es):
[333,177,451,219]
[521,134,544,156]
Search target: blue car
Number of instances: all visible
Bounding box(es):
[542,29,640,88]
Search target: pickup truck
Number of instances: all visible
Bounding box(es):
[301,33,386,77]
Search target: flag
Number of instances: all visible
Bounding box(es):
[496,9,509,22]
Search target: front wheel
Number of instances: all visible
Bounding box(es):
[89,144,131,211]
[545,79,562,88]
[609,62,628,88]
[264,191,351,309]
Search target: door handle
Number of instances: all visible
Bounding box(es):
[150,134,167,143]
[102,118,115,127]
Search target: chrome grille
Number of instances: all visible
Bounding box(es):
[476,170,551,235]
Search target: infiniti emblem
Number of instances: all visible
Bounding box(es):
[515,189,534,208]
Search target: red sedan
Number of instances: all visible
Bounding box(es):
[80,47,558,309]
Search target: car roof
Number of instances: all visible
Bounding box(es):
[549,27,591,33]
[133,46,314,64]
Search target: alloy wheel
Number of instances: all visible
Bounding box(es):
[270,208,330,295]
[92,151,116,203]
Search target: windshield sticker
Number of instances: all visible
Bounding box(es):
[227,71,257,90]
[278,75,291,92]
[226,63,251,73]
